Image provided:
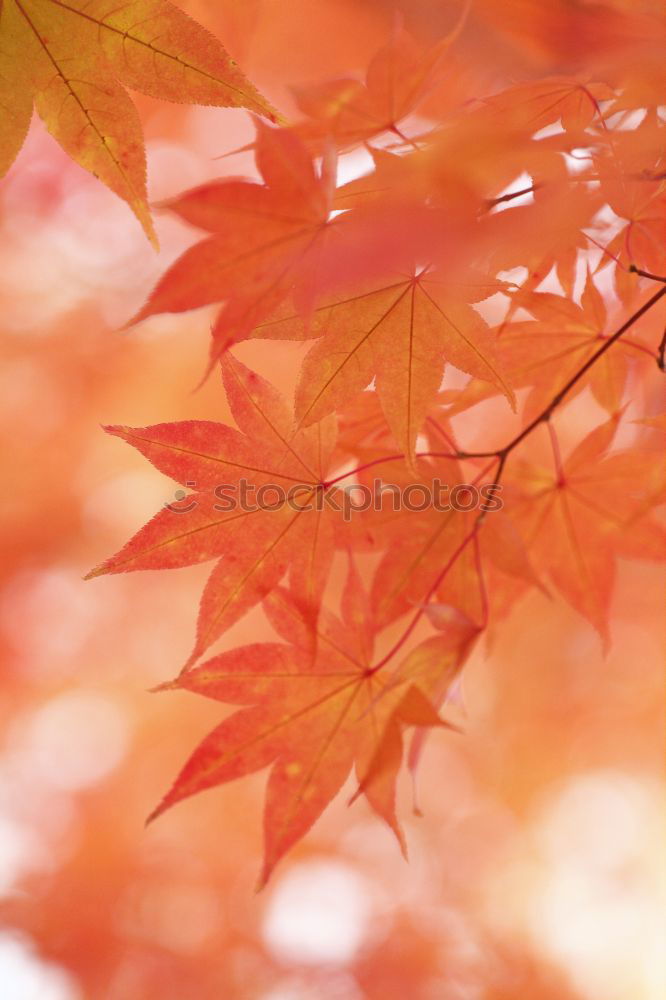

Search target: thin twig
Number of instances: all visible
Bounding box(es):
[657,328,666,372]
[483,183,541,210]
[369,281,666,672]
[629,265,666,284]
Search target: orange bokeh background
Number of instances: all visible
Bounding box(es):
[0,2,663,998]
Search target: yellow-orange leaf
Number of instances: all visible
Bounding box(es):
[254,268,514,459]
[0,0,277,241]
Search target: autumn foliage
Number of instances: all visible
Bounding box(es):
[0,0,664,996]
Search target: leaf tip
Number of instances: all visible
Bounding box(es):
[101,423,126,438]
[397,829,409,861]
[144,808,161,828]
[134,200,159,252]
[148,679,180,694]
[254,865,272,894]
[120,300,153,330]
[145,795,171,827]
[347,786,362,807]
[83,564,107,581]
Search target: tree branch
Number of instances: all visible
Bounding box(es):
[369,280,666,672]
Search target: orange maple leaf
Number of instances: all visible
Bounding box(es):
[504,414,666,641]
[241,267,515,461]
[87,355,349,668]
[149,566,465,887]
[447,270,657,420]
[487,76,614,133]
[128,122,337,329]
[291,24,464,150]
[597,113,666,301]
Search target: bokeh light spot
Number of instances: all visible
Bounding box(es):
[262,860,372,965]
[19,690,129,792]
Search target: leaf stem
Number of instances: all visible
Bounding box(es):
[369,521,481,674]
[628,265,666,283]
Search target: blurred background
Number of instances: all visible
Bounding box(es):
[0,1,664,998]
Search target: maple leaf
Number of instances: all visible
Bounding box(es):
[519,275,657,416]
[6,0,666,970]
[487,77,614,133]
[503,414,666,641]
[243,268,514,460]
[596,112,666,302]
[453,272,656,420]
[128,122,337,331]
[0,0,277,242]
[149,566,465,887]
[291,24,462,151]
[129,106,566,359]
[87,355,354,668]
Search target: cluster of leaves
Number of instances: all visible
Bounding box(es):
[3,3,664,887]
